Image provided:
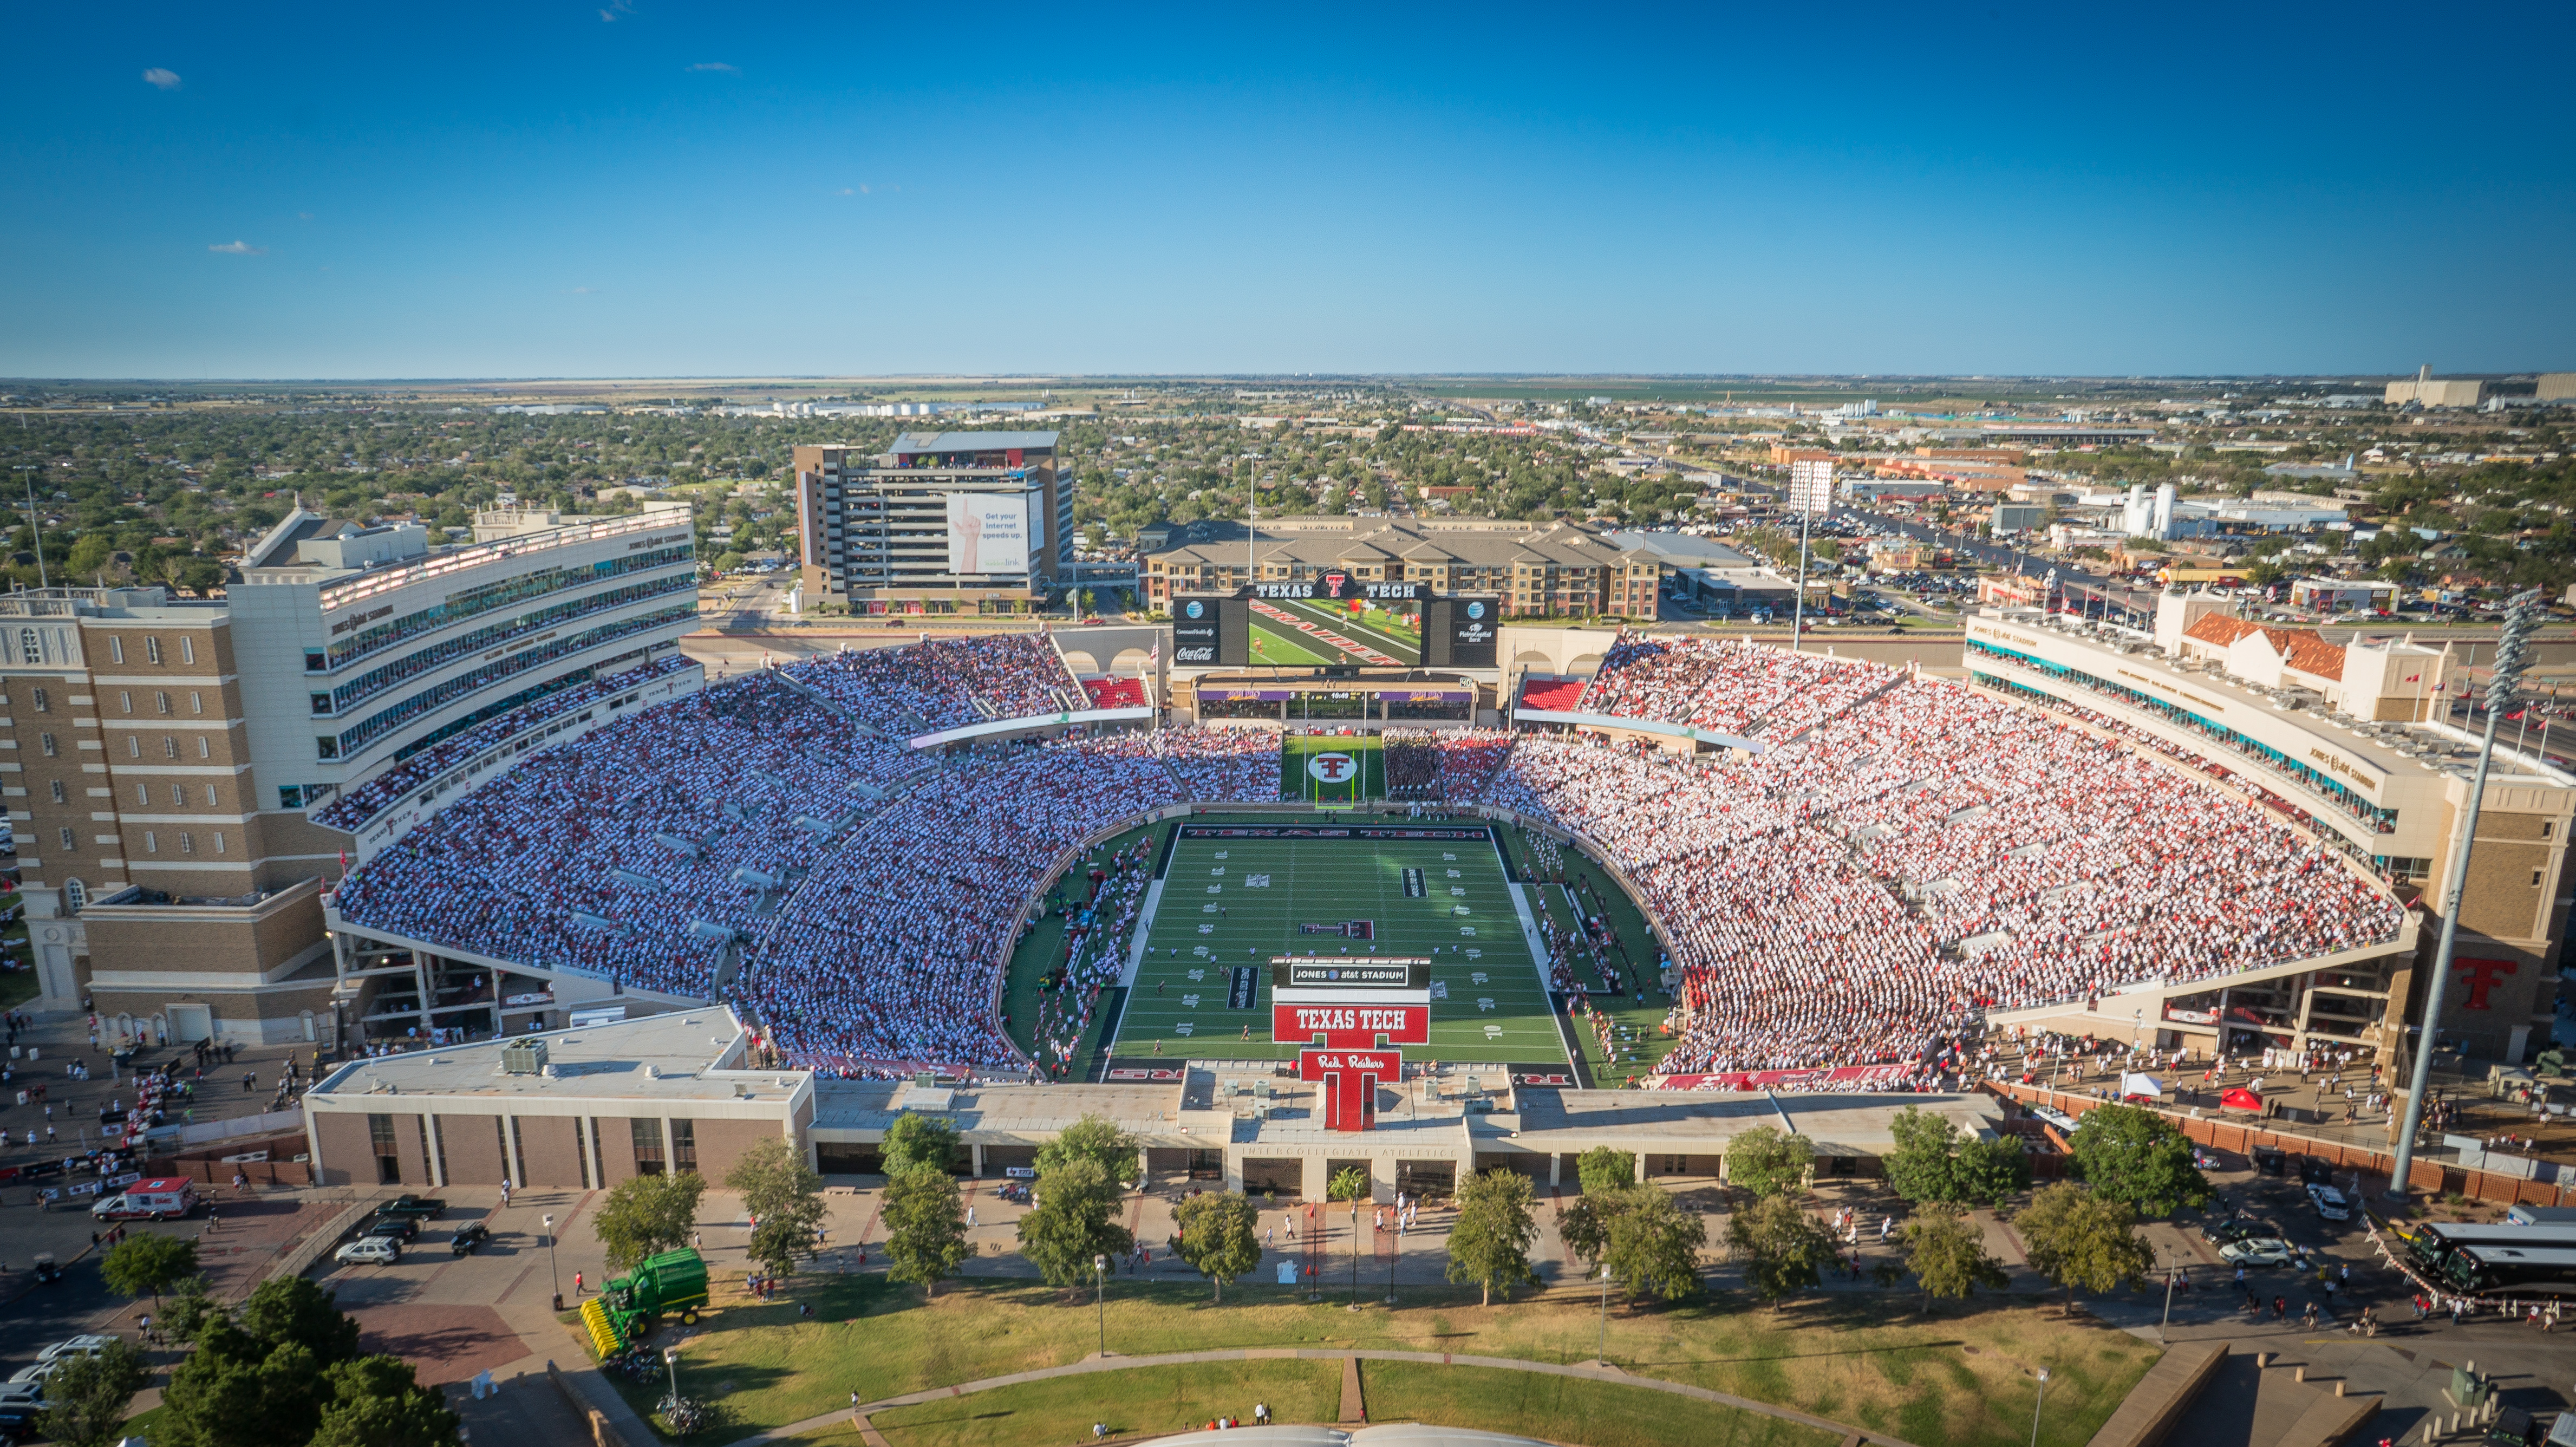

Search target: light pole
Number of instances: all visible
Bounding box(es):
[544,1213,560,1310]
[1596,1264,1611,1366]
[1093,1254,1107,1359]
[1349,1196,1362,1309]
[13,466,46,589]
[2030,1367,2048,1447]
[1385,1210,1399,1306]
[2159,1248,2177,1344]
[663,1345,681,1405]
[2391,587,2543,1204]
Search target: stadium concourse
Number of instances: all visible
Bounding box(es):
[327,629,2406,1090]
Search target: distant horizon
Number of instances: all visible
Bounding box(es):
[6,368,2558,389]
[5,2,2567,378]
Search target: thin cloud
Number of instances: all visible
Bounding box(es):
[836,185,869,195]
[688,61,738,73]
[142,68,181,90]
[598,0,632,19]
[207,240,266,255]
[568,286,598,295]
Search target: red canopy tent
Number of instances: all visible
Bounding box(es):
[2220,1087,2265,1112]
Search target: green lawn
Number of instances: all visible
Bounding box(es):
[1364,1361,1838,1447]
[873,1361,1340,1447]
[584,1273,2160,1447]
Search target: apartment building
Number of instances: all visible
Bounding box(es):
[6,505,702,1046]
[793,432,1071,610]
[1141,517,1661,620]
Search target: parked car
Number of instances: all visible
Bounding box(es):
[2201,1217,2278,1246]
[449,1223,492,1256]
[2218,1237,2298,1268]
[2306,1184,2352,1222]
[2297,1156,2337,1186]
[374,1195,446,1218]
[34,1335,119,1365]
[2191,1146,2226,1170]
[335,1237,401,1266]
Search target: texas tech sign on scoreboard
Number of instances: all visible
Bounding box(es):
[1271,957,1429,1132]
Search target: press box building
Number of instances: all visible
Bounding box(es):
[793,432,1072,611]
[3,505,703,1047]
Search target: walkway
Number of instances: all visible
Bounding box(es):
[720,1346,1922,1447]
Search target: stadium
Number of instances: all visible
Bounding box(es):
[318,620,2434,1111]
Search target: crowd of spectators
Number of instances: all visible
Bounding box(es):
[1384,728,1515,800]
[1476,646,2407,1076]
[1577,632,1893,739]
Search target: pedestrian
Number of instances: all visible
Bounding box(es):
[575,1270,584,1295]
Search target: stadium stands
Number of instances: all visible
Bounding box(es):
[1082,676,1149,709]
[332,630,2405,1083]
[1516,677,1587,712]
[334,635,1282,1073]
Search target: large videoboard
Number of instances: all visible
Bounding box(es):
[1172,579,1499,669]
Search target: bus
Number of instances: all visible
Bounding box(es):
[2397,1222,2576,1280]
[2440,1243,2576,1299]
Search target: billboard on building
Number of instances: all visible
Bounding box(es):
[944,492,1033,576]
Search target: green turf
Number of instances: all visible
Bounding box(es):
[872,1361,1343,1447]
[1363,1361,1840,1447]
[1111,822,1568,1067]
[1280,734,1382,803]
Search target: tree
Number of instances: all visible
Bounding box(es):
[1557,1189,1624,1273]
[1602,1188,1707,1305]
[101,1232,198,1305]
[306,1357,460,1447]
[1725,1194,1839,1310]
[1036,1113,1140,1187]
[1900,1207,2008,1315]
[1574,1146,1636,1195]
[880,1165,970,1301]
[1952,1138,2033,1209]
[1018,1157,1134,1288]
[591,1171,707,1273]
[2017,1183,2153,1315]
[1445,1169,1541,1306]
[1882,1106,1962,1204]
[164,1272,224,1345]
[881,1113,960,1177]
[2063,1104,2208,1217]
[156,1279,383,1447]
[1171,1190,1261,1301]
[728,1137,829,1281]
[1326,1166,1370,1202]
[38,1338,149,1447]
[1724,1126,1814,1200]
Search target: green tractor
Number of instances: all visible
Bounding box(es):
[580,1248,710,1358]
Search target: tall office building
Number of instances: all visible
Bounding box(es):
[794,432,1071,612]
[3,506,702,1044]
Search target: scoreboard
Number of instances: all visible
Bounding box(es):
[1171,578,1498,669]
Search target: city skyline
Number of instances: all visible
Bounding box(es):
[4,1,2570,380]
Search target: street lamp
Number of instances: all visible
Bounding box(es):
[2159,1248,2177,1344]
[1349,1195,1362,1309]
[2031,1367,2049,1447]
[544,1213,560,1310]
[1385,1209,1399,1306]
[1596,1264,1612,1366]
[2391,588,2544,1204]
[1092,1255,1107,1359]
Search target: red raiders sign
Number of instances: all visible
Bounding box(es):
[1299,1047,1402,1132]
[1271,1002,1430,1046]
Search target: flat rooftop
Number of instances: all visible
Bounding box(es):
[308,1007,801,1105]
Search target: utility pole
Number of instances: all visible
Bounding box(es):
[14,467,44,589]
[2389,587,2542,1202]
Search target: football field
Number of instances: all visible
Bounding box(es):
[1104,821,1574,1072]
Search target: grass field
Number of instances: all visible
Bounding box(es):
[1109,819,1568,1069]
[1280,733,1383,803]
[871,1361,1342,1446]
[588,1274,2161,1447]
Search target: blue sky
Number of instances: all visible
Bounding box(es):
[4,2,2570,380]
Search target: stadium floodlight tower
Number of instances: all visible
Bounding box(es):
[1785,457,1830,651]
[2388,586,2543,1204]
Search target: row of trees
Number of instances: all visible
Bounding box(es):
[48,1243,458,1447]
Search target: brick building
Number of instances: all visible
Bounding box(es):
[1141,517,1661,620]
